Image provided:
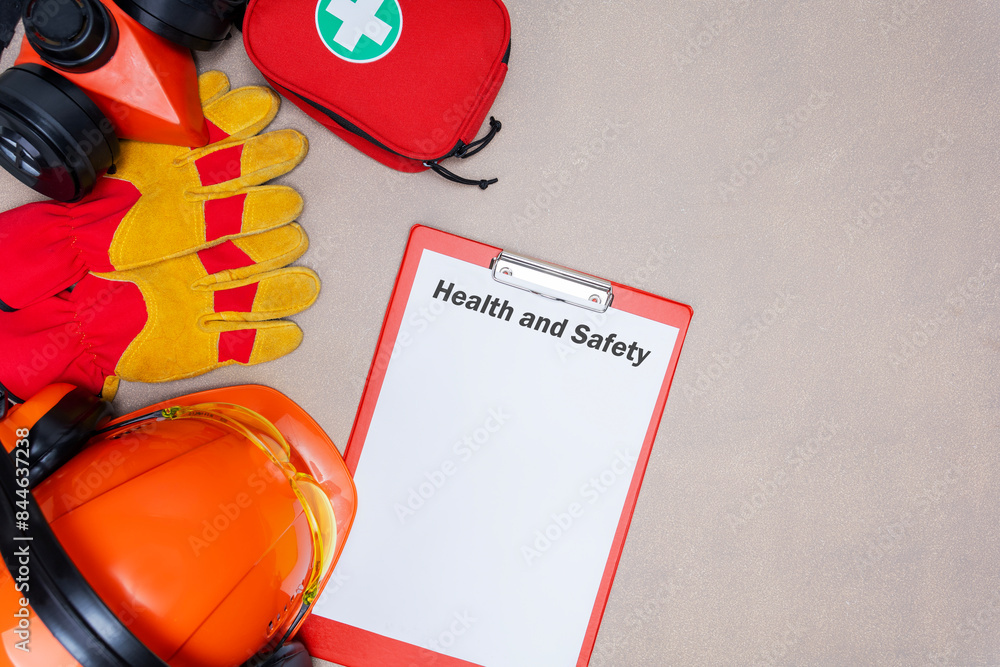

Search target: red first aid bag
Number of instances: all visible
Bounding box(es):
[243,0,510,188]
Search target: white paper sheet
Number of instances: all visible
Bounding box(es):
[313,249,679,667]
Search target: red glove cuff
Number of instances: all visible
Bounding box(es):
[0,275,147,398]
[0,179,140,310]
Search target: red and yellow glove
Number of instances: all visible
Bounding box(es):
[0,71,319,400]
[0,71,307,311]
[0,224,319,401]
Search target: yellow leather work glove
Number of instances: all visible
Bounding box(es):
[0,71,308,310]
[0,224,319,401]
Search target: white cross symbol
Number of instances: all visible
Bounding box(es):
[325,0,391,52]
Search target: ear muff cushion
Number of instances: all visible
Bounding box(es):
[27,386,112,487]
[258,640,312,667]
[0,64,118,202]
[0,451,169,667]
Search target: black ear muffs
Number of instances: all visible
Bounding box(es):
[1,452,315,667]
[0,63,119,202]
[0,0,235,201]
[2,383,113,488]
[0,450,170,667]
[24,385,112,487]
[111,0,247,50]
[0,385,319,667]
[0,0,121,202]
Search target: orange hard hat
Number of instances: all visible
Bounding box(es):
[0,384,356,667]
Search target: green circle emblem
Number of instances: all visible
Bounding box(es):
[316,0,403,63]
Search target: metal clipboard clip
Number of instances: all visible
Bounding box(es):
[490,251,613,313]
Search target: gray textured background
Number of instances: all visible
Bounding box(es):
[3,1,999,665]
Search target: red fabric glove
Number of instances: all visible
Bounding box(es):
[0,181,139,311]
[0,274,144,400]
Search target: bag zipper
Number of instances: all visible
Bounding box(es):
[284,39,509,189]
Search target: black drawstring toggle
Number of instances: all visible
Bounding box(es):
[424,161,498,189]
[425,117,502,189]
[455,117,502,159]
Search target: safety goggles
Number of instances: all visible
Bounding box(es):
[99,402,338,605]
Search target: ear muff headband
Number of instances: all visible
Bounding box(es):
[27,386,112,487]
[0,450,169,667]
[0,395,323,667]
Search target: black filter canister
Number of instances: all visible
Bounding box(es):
[111,0,246,51]
[0,64,118,202]
[23,0,119,73]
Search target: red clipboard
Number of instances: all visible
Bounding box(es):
[301,226,692,666]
